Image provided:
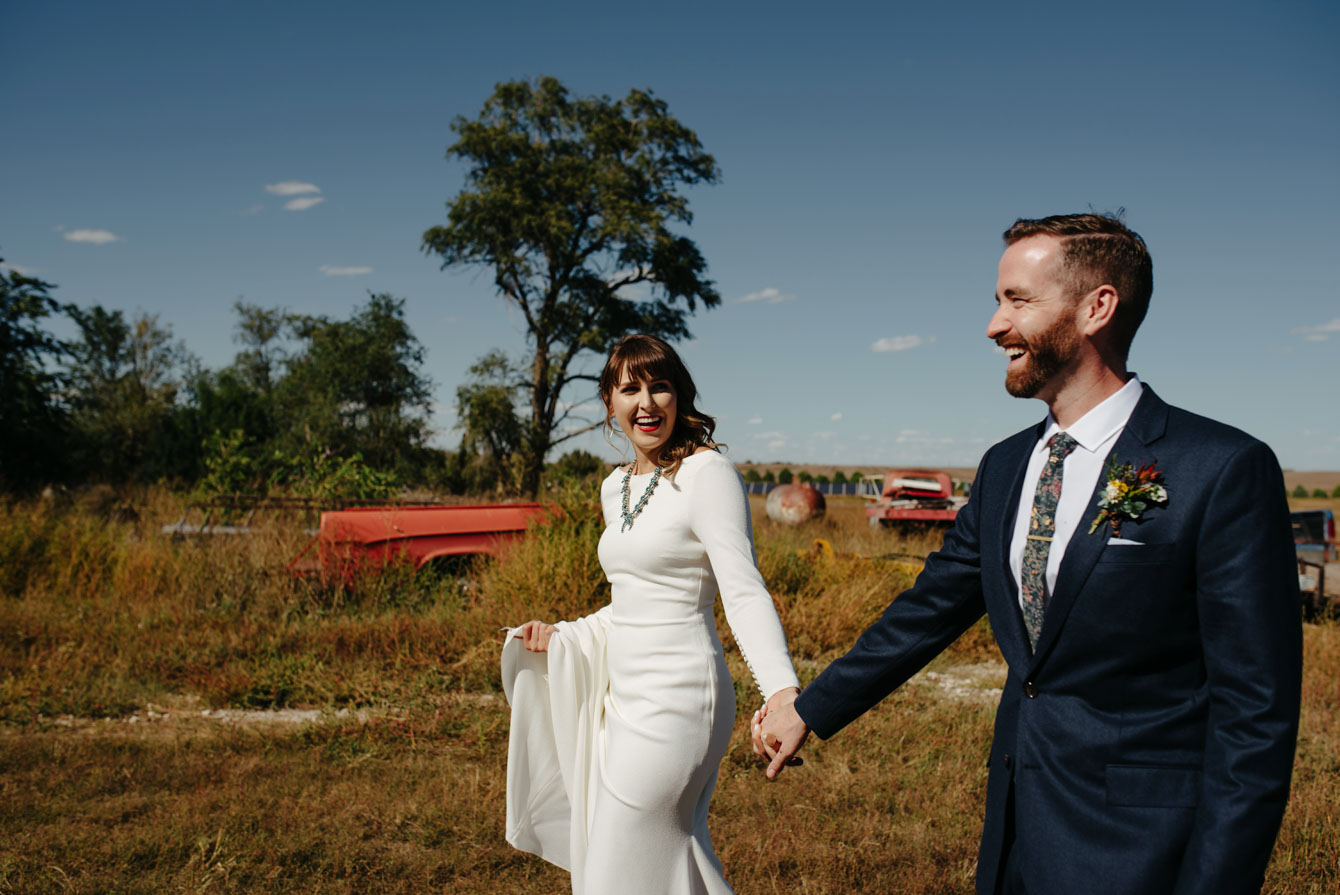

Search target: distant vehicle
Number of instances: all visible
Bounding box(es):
[288,503,549,583]
[865,469,968,528]
[1293,508,1335,619]
[1292,508,1335,565]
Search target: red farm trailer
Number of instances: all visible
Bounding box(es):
[865,469,968,528]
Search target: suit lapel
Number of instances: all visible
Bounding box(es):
[993,424,1041,669]
[1029,387,1170,670]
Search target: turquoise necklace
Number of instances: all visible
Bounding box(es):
[620,464,663,532]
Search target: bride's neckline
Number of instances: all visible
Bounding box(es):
[623,450,713,477]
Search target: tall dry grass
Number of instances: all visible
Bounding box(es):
[0,489,1335,893]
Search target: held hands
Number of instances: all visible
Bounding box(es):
[751,686,809,779]
[517,620,557,652]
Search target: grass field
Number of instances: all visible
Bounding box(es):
[1,488,1336,894]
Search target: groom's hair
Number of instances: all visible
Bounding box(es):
[1004,212,1153,360]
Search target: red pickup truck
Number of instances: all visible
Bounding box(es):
[289,503,549,583]
[865,469,968,528]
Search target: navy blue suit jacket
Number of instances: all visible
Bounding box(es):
[795,386,1302,895]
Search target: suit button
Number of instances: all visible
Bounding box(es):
[1003,754,1013,768]
[1023,681,1038,698]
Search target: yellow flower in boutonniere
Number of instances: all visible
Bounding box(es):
[1089,458,1169,537]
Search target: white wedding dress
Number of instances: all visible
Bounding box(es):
[503,450,799,894]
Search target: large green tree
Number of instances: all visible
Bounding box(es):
[64,306,191,482]
[0,259,69,488]
[423,77,721,495]
[277,293,433,474]
[448,350,527,493]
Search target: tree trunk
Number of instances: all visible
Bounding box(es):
[519,424,549,497]
[523,345,553,497]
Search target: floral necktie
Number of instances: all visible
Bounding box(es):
[1021,432,1079,651]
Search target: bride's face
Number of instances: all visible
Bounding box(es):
[608,366,678,464]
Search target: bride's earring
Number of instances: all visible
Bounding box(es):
[603,413,631,470]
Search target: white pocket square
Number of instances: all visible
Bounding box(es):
[1107,537,1145,546]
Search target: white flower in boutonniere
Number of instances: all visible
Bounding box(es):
[1089,458,1170,537]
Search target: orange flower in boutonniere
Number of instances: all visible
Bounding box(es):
[1089,458,1169,537]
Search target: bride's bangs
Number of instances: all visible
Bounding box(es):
[600,336,695,406]
[608,342,686,398]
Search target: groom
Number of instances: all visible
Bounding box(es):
[757,213,1302,894]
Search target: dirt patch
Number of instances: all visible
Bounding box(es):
[911,661,1008,705]
[11,692,503,738]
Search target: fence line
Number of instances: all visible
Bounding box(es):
[743,481,882,497]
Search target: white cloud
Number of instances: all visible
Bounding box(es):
[830,412,843,421]
[871,334,932,353]
[266,181,322,196]
[319,265,373,276]
[747,416,763,425]
[1293,317,1340,341]
[608,267,650,285]
[243,204,264,215]
[753,430,786,440]
[0,262,37,275]
[736,287,794,304]
[63,228,121,245]
[284,196,325,211]
[767,439,786,450]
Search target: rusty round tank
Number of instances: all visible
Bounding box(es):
[765,483,826,525]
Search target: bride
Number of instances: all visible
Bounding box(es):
[503,333,800,894]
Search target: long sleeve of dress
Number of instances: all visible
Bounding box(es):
[687,452,800,699]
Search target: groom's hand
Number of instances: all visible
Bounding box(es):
[756,690,809,780]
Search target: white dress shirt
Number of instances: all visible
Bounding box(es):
[1009,376,1145,607]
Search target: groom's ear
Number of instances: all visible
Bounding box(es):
[1080,283,1120,340]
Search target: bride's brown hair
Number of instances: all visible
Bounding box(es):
[598,334,720,477]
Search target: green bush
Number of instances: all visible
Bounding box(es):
[547,449,606,483]
[195,429,399,501]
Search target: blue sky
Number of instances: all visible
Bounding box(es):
[3,1,1337,470]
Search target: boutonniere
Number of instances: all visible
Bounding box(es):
[1089,458,1169,537]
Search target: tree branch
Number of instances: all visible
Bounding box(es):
[560,373,600,385]
[607,266,651,291]
[552,399,601,430]
[550,418,605,446]
[497,272,537,333]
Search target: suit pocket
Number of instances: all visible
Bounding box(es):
[1095,542,1176,564]
[1105,764,1200,808]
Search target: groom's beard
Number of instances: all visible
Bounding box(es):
[1001,316,1080,399]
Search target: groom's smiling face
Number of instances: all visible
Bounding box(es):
[988,235,1083,400]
